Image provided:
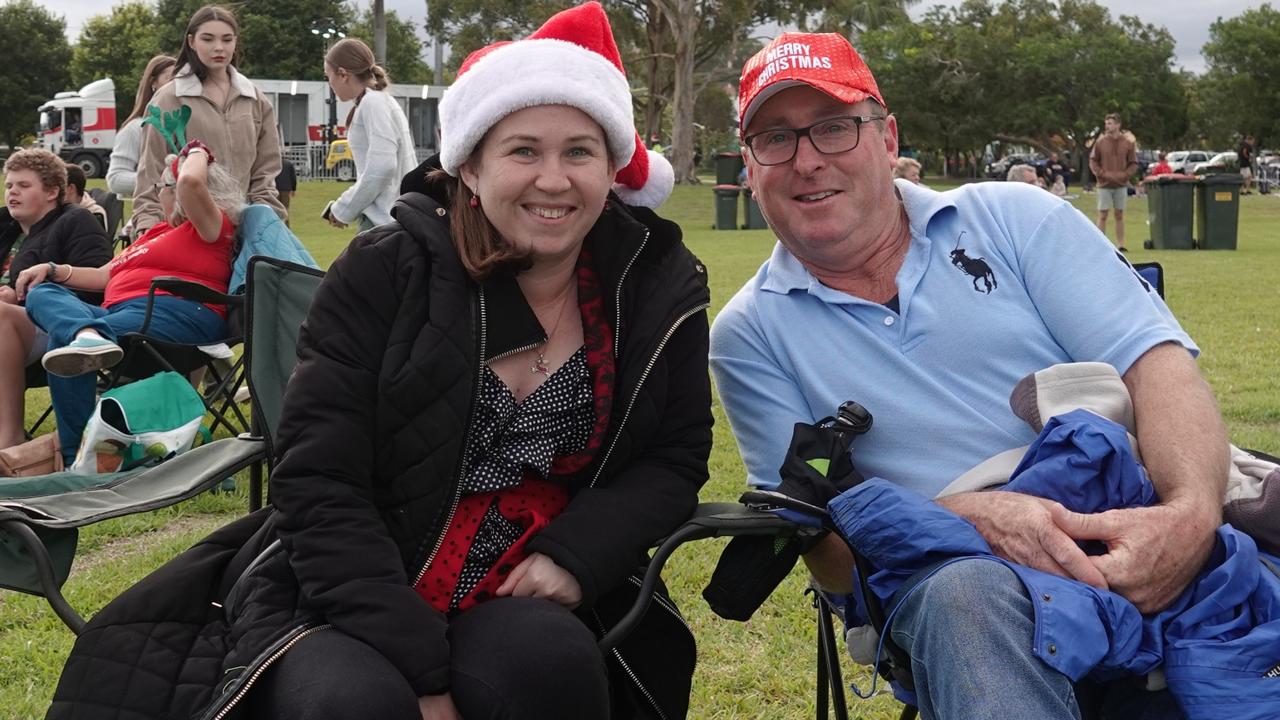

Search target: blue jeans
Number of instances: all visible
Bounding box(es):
[889,559,1080,720]
[25,283,225,462]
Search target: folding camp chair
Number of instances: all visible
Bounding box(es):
[0,256,323,633]
[606,260,1280,720]
[23,277,249,440]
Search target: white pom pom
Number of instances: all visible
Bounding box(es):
[614,150,675,209]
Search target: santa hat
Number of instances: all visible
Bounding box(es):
[438,1,673,208]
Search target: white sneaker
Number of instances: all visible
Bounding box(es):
[42,336,124,377]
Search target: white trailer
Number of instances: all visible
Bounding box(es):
[249,78,445,178]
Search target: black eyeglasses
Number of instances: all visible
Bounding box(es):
[743,115,886,166]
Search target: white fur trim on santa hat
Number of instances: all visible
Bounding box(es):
[614,150,674,208]
[439,38,636,175]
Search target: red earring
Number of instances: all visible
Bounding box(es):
[469,196,479,208]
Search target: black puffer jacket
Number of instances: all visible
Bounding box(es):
[48,177,712,720]
[0,204,111,304]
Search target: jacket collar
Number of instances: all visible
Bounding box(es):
[173,65,256,99]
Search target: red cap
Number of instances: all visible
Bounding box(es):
[738,33,885,134]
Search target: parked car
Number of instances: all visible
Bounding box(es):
[985,152,1046,179]
[1191,151,1238,176]
[1165,150,1212,174]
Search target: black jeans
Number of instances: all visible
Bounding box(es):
[246,596,610,719]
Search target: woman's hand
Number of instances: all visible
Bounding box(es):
[14,263,53,301]
[0,285,16,304]
[418,692,460,720]
[326,214,348,229]
[495,552,582,609]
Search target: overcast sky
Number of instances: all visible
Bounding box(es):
[43,0,1267,75]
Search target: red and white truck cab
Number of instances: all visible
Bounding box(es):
[36,78,116,179]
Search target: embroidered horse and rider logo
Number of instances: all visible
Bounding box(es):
[950,232,997,294]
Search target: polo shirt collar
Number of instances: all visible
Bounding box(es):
[173,65,256,99]
[759,178,958,296]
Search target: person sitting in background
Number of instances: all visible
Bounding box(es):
[15,142,241,465]
[322,38,416,232]
[0,149,111,451]
[107,54,178,200]
[893,156,923,184]
[64,164,109,231]
[1147,151,1173,178]
[1007,163,1040,185]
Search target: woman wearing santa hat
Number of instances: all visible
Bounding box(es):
[46,4,708,720]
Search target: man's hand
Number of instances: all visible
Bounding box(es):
[937,491,1109,590]
[495,552,582,609]
[14,263,52,301]
[1056,502,1217,613]
[0,285,16,304]
[418,693,460,720]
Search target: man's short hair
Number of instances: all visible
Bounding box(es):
[3,148,67,202]
[1007,164,1038,183]
[64,162,88,197]
[1105,112,1122,125]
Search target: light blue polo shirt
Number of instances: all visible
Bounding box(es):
[710,179,1196,497]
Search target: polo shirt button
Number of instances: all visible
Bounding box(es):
[883,316,895,326]
[1047,643,1058,655]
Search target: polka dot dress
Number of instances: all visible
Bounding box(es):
[417,346,593,613]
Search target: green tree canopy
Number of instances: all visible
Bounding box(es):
[348,7,433,84]
[1200,3,1280,145]
[69,2,165,124]
[861,0,1186,164]
[154,0,353,80]
[0,0,72,149]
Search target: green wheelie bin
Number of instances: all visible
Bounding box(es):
[713,184,741,230]
[1195,174,1244,250]
[715,152,745,186]
[742,189,769,229]
[1145,176,1196,250]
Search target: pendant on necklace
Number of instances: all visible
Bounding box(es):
[531,351,551,376]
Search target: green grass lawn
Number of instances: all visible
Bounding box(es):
[2,177,1278,718]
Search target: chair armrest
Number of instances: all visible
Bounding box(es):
[148,276,242,307]
[16,436,268,529]
[598,501,812,652]
[137,276,241,335]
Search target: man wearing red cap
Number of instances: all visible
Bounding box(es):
[712,32,1226,719]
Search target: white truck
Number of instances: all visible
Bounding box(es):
[33,76,444,180]
[36,78,117,178]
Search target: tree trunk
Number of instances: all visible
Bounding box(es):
[643,5,667,143]
[656,0,699,184]
[373,0,386,65]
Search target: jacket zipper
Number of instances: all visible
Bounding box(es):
[207,623,330,720]
[611,229,648,359]
[413,287,487,587]
[589,302,709,489]
[591,609,670,720]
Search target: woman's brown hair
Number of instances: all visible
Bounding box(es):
[125,55,178,124]
[326,38,390,127]
[174,5,243,81]
[426,169,531,280]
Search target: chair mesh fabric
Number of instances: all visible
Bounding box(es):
[245,257,325,449]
